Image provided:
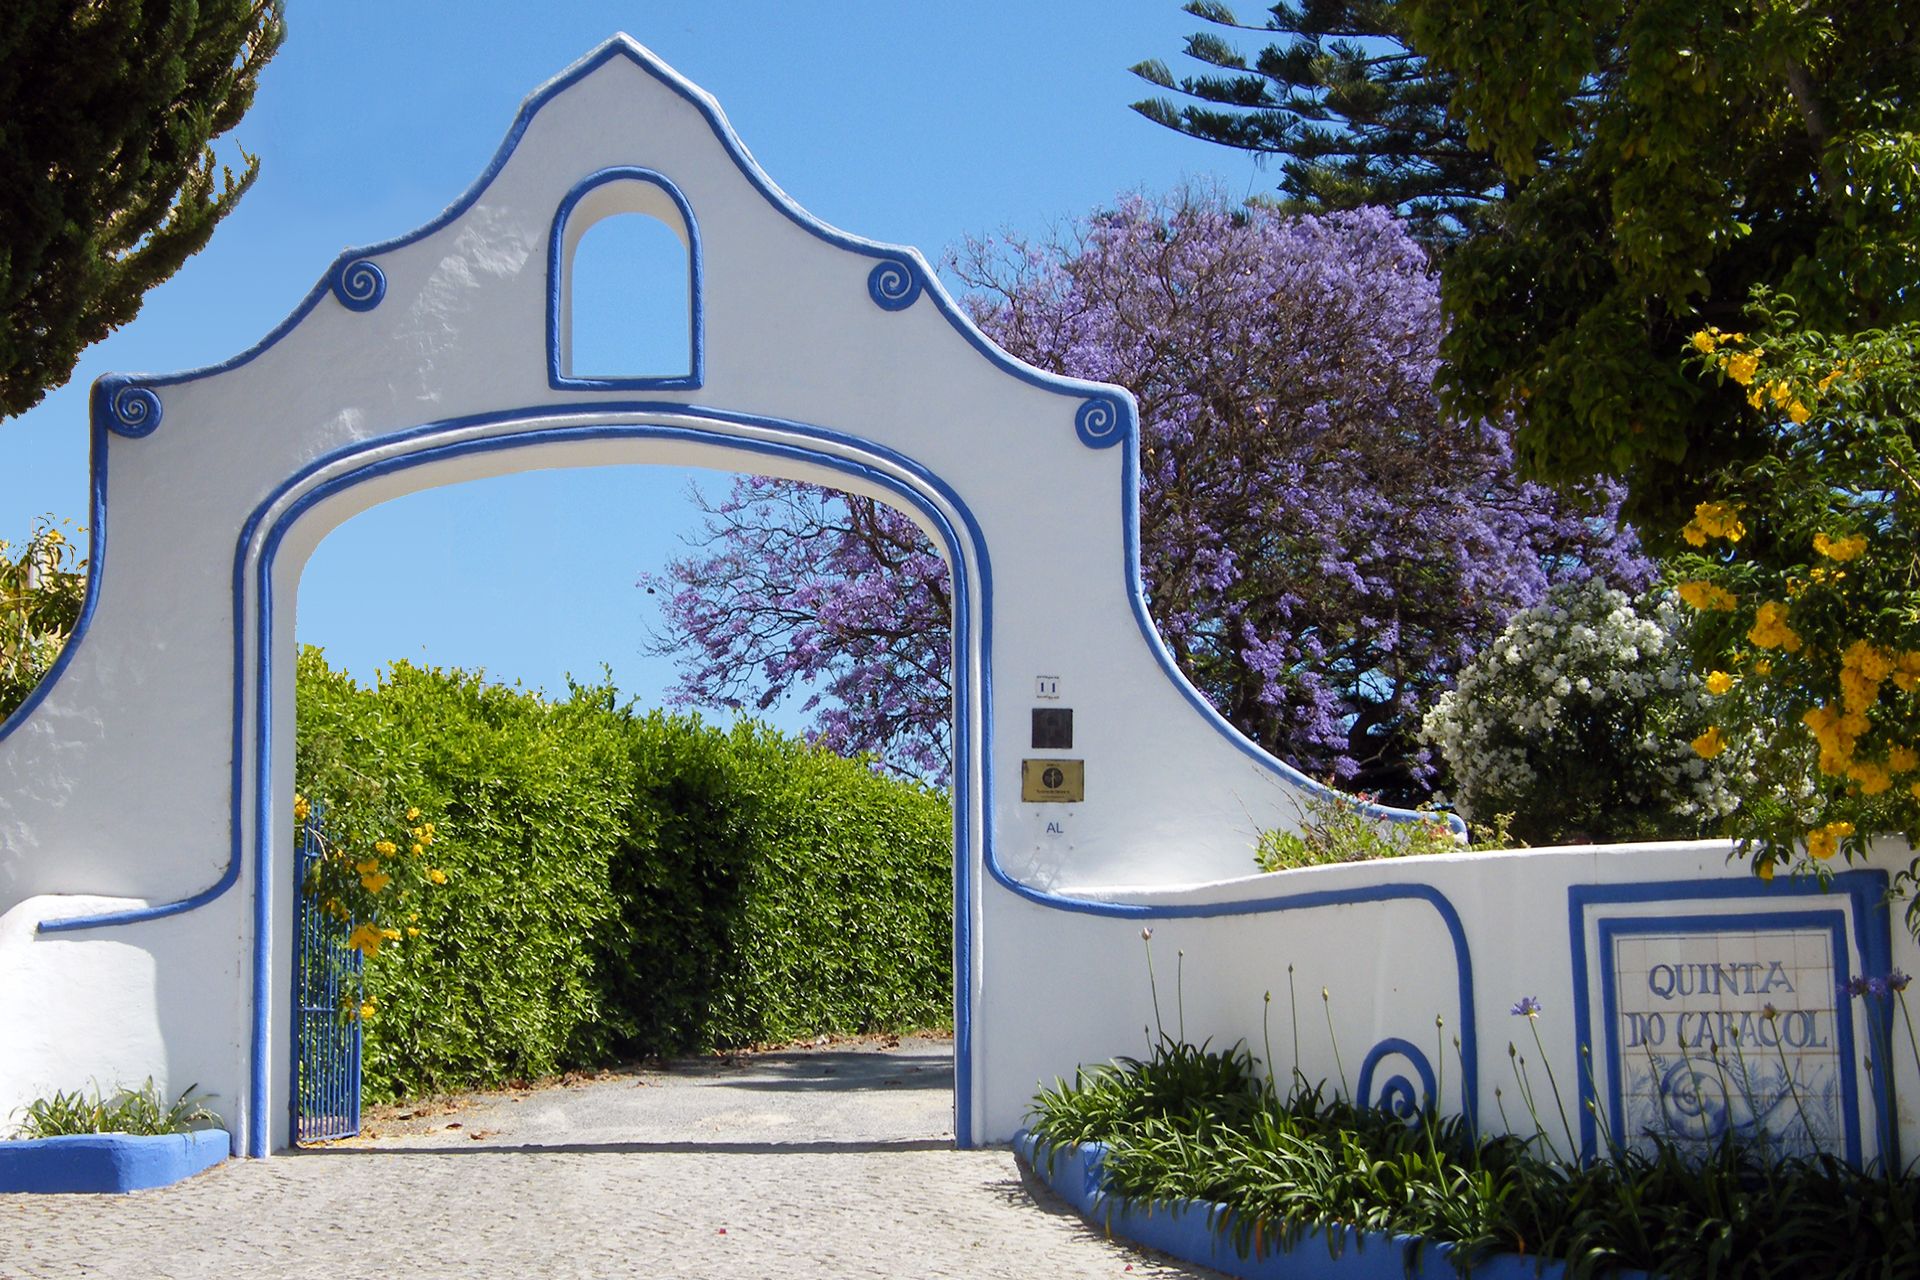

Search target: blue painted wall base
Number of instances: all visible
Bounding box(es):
[1014,1132,1652,1280]
[0,1129,230,1194]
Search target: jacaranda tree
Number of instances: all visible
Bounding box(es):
[647,192,1649,798]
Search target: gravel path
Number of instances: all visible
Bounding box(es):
[0,1036,1219,1279]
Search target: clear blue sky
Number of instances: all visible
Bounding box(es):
[0,2,1264,726]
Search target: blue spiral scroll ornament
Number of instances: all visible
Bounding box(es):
[102,383,163,438]
[1074,394,1127,449]
[1357,1037,1438,1123]
[866,257,922,312]
[329,258,387,312]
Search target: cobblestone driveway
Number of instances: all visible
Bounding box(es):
[1,1037,1217,1279]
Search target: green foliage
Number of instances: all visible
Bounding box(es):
[1130,1,1506,245]
[597,714,953,1057]
[294,649,951,1103]
[1253,791,1470,871]
[0,1,285,416]
[1030,1039,1920,1278]
[1668,298,1920,924]
[0,517,85,721]
[1401,0,1920,529]
[10,1079,218,1138]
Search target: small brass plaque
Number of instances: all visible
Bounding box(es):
[1021,758,1084,803]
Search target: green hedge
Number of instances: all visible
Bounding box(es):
[294,648,952,1102]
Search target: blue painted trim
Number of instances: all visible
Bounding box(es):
[0,1129,229,1194]
[1073,395,1126,450]
[1595,909,1861,1167]
[866,257,922,311]
[1567,872,1895,1165]
[1357,1036,1438,1119]
[545,167,704,390]
[328,259,386,312]
[90,377,163,438]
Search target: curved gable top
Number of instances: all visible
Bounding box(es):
[92,34,1135,446]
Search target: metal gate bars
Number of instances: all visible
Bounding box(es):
[290,810,362,1143]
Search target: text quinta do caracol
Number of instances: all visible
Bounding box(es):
[1623,960,1829,1051]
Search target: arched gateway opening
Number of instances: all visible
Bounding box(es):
[263,421,982,1154]
[1,35,1500,1166]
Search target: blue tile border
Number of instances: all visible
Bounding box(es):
[0,1129,230,1194]
[1568,872,1896,1166]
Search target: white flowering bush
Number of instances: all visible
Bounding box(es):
[1421,579,1739,844]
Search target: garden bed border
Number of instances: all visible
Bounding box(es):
[1014,1131,1652,1280]
[0,1129,231,1194]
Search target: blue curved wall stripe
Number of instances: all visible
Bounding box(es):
[546,167,704,390]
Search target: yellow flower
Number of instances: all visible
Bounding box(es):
[1704,670,1735,696]
[1890,745,1918,774]
[1690,329,1719,354]
[360,870,391,894]
[1748,600,1803,652]
[1813,532,1867,562]
[1848,761,1891,795]
[406,807,421,821]
[411,842,425,857]
[1757,857,1775,882]
[293,793,311,824]
[1787,400,1811,425]
[346,923,385,956]
[1678,580,1738,612]
[374,840,399,857]
[1681,502,1745,546]
[1747,386,1766,409]
[406,926,421,938]
[1726,351,1761,385]
[427,868,449,885]
[1753,658,1773,677]
[1807,828,1839,861]
[1691,726,1727,759]
[380,927,401,941]
[1768,380,1794,409]
[359,1000,378,1021]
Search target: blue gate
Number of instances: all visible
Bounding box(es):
[291,811,362,1143]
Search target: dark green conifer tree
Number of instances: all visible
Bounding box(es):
[1130,0,1506,246]
[0,1,284,418]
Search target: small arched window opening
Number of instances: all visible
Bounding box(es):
[549,168,702,389]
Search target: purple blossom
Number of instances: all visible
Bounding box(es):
[645,191,1647,787]
[1843,976,1872,999]
[1511,996,1542,1018]
[1891,969,1912,993]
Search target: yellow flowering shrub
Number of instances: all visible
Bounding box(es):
[1677,295,1920,932]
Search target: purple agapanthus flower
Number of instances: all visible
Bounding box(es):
[1868,977,1890,999]
[1842,976,1872,999]
[1890,969,1912,993]
[1511,996,1543,1018]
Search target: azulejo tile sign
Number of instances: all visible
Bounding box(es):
[1570,872,1897,1167]
[1605,922,1848,1158]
